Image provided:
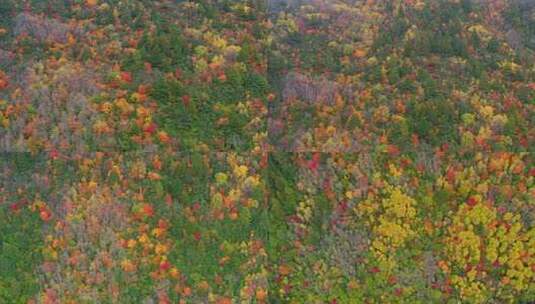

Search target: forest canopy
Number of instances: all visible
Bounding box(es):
[0,0,534,303]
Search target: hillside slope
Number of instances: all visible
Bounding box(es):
[0,0,534,303]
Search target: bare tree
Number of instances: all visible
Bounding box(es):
[13,13,84,44]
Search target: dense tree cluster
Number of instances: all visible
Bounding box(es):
[0,0,533,303]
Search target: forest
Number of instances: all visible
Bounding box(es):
[0,0,534,303]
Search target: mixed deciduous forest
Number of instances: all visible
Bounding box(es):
[0,0,534,303]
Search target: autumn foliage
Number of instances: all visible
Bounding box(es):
[0,0,534,303]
